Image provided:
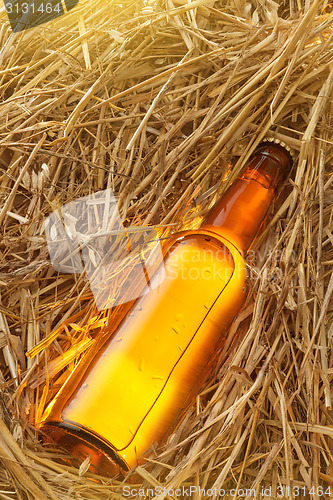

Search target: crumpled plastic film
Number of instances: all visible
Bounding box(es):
[44,189,164,310]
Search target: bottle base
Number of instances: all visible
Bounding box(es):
[40,421,129,477]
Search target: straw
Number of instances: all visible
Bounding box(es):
[0,0,332,497]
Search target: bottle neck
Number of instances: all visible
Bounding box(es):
[201,144,292,253]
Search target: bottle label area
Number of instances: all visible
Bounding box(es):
[58,234,238,464]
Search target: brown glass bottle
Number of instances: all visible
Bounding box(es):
[39,142,292,475]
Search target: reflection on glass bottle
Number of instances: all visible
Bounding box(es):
[39,141,292,475]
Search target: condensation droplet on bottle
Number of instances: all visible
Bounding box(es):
[116,337,122,342]
[152,375,163,380]
[178,345,183,352]
[204,303,210,309]
[172,326,180,334]
[175,313,182,322]
[139,358,145,372]
[154,335,159,341]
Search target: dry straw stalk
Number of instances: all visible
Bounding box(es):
[0,0,333,498]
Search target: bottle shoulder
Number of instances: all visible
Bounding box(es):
[163,228,246,266]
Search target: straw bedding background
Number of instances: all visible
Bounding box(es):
[0,0,332,498]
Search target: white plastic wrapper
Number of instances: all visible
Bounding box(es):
[44,189,164,309]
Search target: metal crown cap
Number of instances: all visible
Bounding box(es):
[261,136,295,160]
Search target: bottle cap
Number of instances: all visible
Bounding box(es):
[260,137,295,162]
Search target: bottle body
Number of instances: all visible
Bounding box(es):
[40,230,246,474]
[39,142,292,475]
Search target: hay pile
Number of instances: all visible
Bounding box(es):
[0,0,332,498]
